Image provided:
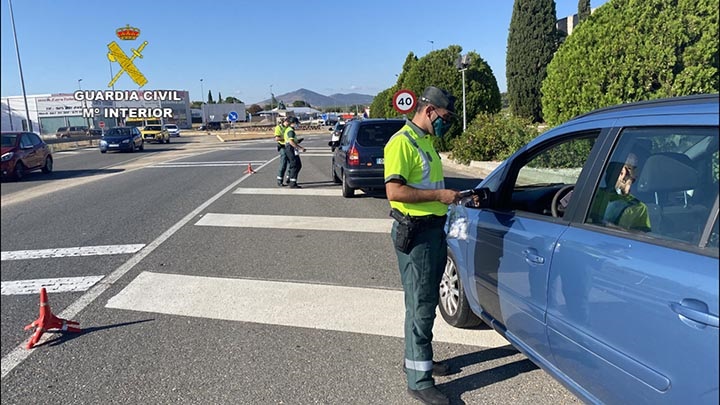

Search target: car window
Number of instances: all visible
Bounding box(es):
[57,127,68,132]
[504,132,599,216]
[145,125,162,131]
[355,122,404,147]
[20,133,34,148]
[586,126,718,245]
[340,123,352,147]
[28,133,42,146]
[1,133,18,147]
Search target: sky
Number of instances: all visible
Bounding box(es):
[1,0,607,105]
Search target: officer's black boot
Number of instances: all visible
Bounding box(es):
[407,386,449,405]
[289,182,301,189]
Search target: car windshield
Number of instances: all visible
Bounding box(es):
[105,128,132,137]
[165,125,177,129]
[356,122,404,147]
[57,127,68,132]
[145,125,162,131]
[1,134,18,146]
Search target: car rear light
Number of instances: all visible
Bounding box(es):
[348,146,359,166]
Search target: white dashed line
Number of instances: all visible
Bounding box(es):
[1,244,146,261]
[233,187,343,196]
[106,272,509,348]
[1,276,105,295]
[195,213,392,233]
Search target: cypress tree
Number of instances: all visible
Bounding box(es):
[578,0,591,23]
[506,0,559,122]
[207,90,214,104]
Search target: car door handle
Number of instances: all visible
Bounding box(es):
[670,299,719,328]
[523,249,545,265]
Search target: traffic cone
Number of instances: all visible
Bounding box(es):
[243,163,256,174]
[23,287,81,349]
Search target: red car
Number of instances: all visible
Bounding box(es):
[1,131,53,181]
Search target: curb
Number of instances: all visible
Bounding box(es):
[439,152,502,179]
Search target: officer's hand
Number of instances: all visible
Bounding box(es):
[437,189,461,205]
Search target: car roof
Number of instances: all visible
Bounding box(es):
[562,94,718,127]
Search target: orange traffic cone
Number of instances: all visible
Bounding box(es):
[243,163,256,174]
[23,287,81,349]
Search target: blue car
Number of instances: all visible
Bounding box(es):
[99,126,144,153]
[440,94,719,404]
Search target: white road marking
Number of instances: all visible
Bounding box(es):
[1,244,145,261]
[301,153,333,157]
[106,272,509,348]
[195,213,392,233]
[0,157,279,379]
[1,276,105,295]
[233,187,343,196]
[150,161,267,168]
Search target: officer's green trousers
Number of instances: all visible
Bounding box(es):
[392,221,447,390]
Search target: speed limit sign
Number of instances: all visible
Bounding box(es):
[392,89,417,114]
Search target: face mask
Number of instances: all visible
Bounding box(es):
[432,115,452,138]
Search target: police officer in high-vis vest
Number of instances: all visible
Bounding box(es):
[284,117,306,188]
[275,117,291,186]
[384,86,460,405]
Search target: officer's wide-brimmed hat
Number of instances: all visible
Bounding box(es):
[420,86,456,114]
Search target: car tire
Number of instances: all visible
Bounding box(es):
[139,142,144,151]
[331,160,340,184]
[41,156,53,173]
[342,171,355,198]
[13,162,25,181]
[101,150,107,154]
[129,142,135,153]
[439,249,482,328]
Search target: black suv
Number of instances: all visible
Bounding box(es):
[330,118,405,197]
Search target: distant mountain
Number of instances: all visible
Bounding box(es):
[255,88,374,108]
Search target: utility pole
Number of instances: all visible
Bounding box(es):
[8,0,32,132]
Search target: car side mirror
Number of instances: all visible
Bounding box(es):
[459,187,491,209]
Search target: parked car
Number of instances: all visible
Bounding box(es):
[330,118,405,197]
[99,127,144,153]
[164,124,181,137]
[1,131,53,180]
[327,122,345,151]
[141,125,170,144]
[440,94,719,405]
[88,128,103,136]
[55,126,88,138]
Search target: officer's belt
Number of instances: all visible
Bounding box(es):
[406,214,447,228]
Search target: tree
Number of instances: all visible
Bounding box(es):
[247,104,263,115]
[578,0,591,23]
[191,101,203,109]
[506,0,559,122]
[542,0,719,126]
[218,92,222,104]
[292,100,307,107]
[224,96,242,104]
[207,90,214,104]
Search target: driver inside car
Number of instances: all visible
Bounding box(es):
[589,152,651,232]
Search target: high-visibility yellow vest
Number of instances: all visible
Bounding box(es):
[384,123,446,216]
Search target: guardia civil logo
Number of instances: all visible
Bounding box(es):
[106,24,149,88]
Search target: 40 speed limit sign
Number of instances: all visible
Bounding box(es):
[392,89,417,114]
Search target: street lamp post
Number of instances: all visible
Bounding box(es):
[8,0,32,132]
[456,54,472,131]
[200,78,204,124]
[78,78,90,129]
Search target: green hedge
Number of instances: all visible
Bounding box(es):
[450,113,539,164]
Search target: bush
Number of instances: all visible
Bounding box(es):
[542,0,719,127]
[450,113,539,164]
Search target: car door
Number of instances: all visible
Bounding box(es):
[464,129,602,362]
[546,125,719,405]
[19,133,40,169]
[334,122,353,177]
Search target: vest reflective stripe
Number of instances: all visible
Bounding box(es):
[394,130,444,190]
[405,358,433,372]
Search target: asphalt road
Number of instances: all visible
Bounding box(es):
[0,134,579,404]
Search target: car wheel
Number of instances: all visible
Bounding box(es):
[342,171,354,198]
[13,162,25,181]
[139,142,144,151]
[331,160,340,184]
[41,156,53,173]
[129,142,135,153]
[439,249,482,328]
[101,150,107,154]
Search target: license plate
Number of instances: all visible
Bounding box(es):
[109,144,119,147]
[376,158,384,164]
